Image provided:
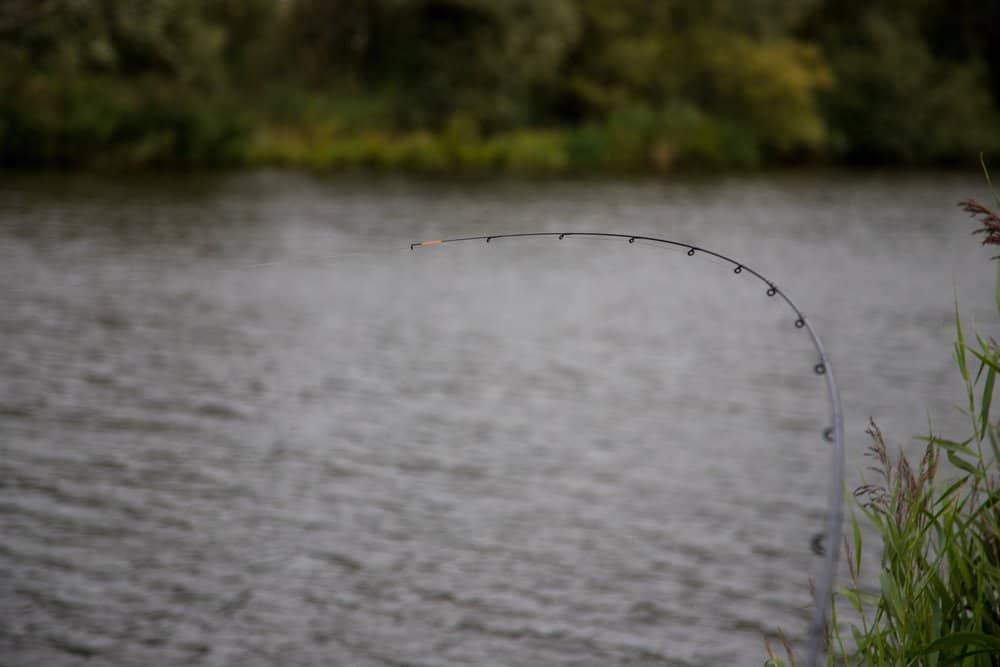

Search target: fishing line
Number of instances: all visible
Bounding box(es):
[102,246,413,273]
[236,247,412,270]
[410,231,843,667]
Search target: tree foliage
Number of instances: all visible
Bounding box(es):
[0,0,997,168]
[807,1,1000,164]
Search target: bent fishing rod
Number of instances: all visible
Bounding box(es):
[411,231,844,667]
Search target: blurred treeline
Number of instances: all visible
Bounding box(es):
[2,0,999,172]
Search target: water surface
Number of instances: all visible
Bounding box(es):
[1,171,996,666]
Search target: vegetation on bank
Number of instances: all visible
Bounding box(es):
[1,0,999,172]
[766,164,1000,665]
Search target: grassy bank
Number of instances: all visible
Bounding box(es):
[0,73,787,173]
[245,103,767,175]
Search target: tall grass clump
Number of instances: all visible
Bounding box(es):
[766,162,1000,667]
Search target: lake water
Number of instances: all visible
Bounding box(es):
[1,171,997,666]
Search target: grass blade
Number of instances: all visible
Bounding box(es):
[917,631,1000,664]
[978,361,995,437]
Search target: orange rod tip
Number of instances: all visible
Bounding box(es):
[421,240,443,246]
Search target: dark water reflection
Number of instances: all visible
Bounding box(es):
[0,171,996,666]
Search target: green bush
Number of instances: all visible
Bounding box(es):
[493,129,569,174]
[824,15,1000,165]
[0,73,251,166]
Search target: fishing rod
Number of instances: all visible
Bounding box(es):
[411,231,844,667]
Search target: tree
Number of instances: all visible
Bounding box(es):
[822,12,1000,163]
